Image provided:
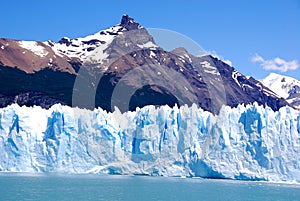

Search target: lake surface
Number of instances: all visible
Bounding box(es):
[0,173,299,201]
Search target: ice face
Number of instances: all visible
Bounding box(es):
[0,103,300,183]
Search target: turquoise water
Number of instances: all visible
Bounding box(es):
[0,173,299,201]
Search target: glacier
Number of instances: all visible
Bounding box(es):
[0,103,300,183]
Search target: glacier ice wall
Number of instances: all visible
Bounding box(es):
[0,103,300,182]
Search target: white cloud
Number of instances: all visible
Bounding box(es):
[223,59,232,66]
[200,50,233,66]
[251,54,264,63]
[251,54,299,72]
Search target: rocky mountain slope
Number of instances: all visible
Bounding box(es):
[0,15,289,114]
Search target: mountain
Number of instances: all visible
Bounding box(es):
[261,73,300,109]
[0,15,289,114]
[1,103,300,182]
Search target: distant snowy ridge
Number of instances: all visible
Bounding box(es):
[0,103,300,183]
[261,73,300,109]
[261,73,300,99]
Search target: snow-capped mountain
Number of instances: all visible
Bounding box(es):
[261,73,300,109]
[0,15,156,73]
[0,15,288,113]
[47,14,157,67]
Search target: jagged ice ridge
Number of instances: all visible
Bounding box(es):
[0,103,300,183]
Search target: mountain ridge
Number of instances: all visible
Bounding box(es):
[0,15,290,114]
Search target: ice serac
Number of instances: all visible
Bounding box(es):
[0,103,300,183]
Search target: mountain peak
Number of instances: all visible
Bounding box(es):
[120,14,141,30]
[261,73,300,109]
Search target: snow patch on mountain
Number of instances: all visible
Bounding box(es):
[201,61,220,75]
[48,25,124,64]
[232,70,242,87]
[18,41,48,57]
[137,41,158,49]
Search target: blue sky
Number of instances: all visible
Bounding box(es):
[0,0,299,80]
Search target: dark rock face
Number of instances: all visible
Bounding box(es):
[91,49,288,114]
[82,39,104,45]
[288,86,300,99]
[129,85,179,110]
[206,56,288,112]
[58,37,72,46]
[0,92,65,109]
[120,14,141,30]
[0,64,76,108]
